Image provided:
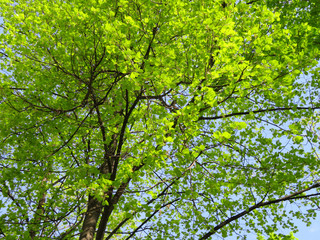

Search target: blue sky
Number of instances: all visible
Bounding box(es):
[291,218,320,240]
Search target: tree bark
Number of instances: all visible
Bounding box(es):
[79,195,103,240]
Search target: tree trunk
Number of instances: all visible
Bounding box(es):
[79,195,103,240]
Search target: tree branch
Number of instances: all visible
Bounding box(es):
[199,182,320,239]
[124,198,181,240]
[198,106,320,121]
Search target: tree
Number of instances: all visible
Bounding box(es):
[0,0,320,239]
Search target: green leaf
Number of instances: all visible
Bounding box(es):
[222,132,231,139]
[293,136,304,144]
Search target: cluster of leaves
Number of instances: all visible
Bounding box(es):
[0,0,320,239]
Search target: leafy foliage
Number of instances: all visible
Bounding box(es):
[0,0,320,239]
